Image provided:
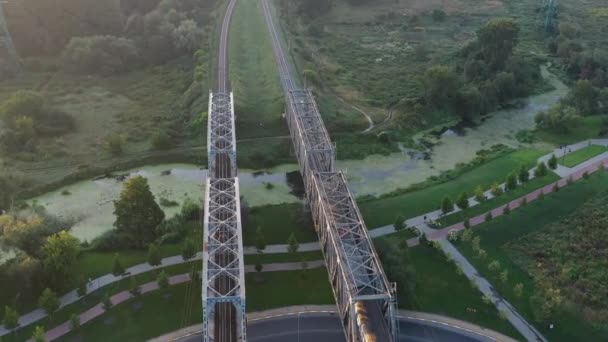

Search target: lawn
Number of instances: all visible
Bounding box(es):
[404,245,522,340]
[360,148,547,228]
[244,202,318,245]
[438,172,560,227]
[229,0,287,140]
[536,115,608,145]
[52,268,333,342]
[560,144,608,168]
[3,262,201,342]
[454,171,608,341]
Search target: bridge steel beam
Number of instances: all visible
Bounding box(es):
[202,92,246,342]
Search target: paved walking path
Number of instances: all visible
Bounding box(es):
[440,240,547,342]
[4,139,607,338]
[150,305,518,342]
[16,261,323,341]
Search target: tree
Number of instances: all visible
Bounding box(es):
[255,227,266,252]
[151,131,172,150]
[548,154,558,169]
[514,283,524,297]
[62,36,139,75]
[287,233,299,255]
[431,9,447,22]
[112,253,125,276]
[102,292,112,310]
[491,183,502,197]
[456,192,469,210]
[485,211,493,221]
[1,214,49,257]
[419,233,428,245]
[421,65,461,112]
[539,191,545,200]
[569,80,598,115]
[394,215,405,231]
[32,326,46,342]
[38,288,59,317]
[129,276,141,297]
[2,306,19,330]
[535,104,580,132]
[521,197,528,206]
[505,171,518,191]
[500,270,509,283]
[503,204,511,215]
[488,260,501,272]
[534,162,548,177]
[553,183,560,192]
[476,18,520,70]
[147,243,162,266]
[42,230,80,285]
[172,19,203,53]
[114,175,164,248]
[157,270,169,291]
[441,196,454,214]
[474,186,485,202]
[69,313,80,331]
[463,219,471,229]
[518,165,530,183]
[583,170,590,179]
[1,90,44,123]
[181,238,197,260]
[461,229,473,242]
[471,236,481,252]
[76,277,87,297]
[255,261,263,273]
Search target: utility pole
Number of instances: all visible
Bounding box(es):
[0,1,22,76]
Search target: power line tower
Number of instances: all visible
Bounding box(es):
[0,1,21,76]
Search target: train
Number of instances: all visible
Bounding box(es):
[355,301,377,342]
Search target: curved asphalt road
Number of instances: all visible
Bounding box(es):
[176,313,494,342]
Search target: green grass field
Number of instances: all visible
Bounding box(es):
[536,115,608,145]
[560,144,608,168]
[404,245,522,339]
[229,0,286,140]
[438,172,560,227]
[52,268,333,342]
[245,203,318,245]
[360,149,547,228]
[454,171,608,341]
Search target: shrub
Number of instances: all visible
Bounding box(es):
[456,192,469,210]
[151,131,173,150]
[534,162,548,177]
[503,204,511,215]
[485,211,493,221]
[548,154,558,169]
[441,196,454,214]
[491,183,503,197]
[474,185,485,202]
[159,197,179,207]
[505,171,518,191]
[104,134,126,156]
[89,230,132,252]
[63,35,139,75]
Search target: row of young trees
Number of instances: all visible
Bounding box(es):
[440,160,554,216]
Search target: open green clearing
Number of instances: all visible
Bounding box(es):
[454,171,608,341]
[535,115,608,145]
[3,261,201,342]
[438,172,560,227]
[52,268,333,342]
[230,0,286,140]
[376,234,521,339]
[360,148,547,228]
[560,144,608,168]
[244,202,318,245]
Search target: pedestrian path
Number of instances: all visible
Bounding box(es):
[15,261,322,341]
[4,139,607,338]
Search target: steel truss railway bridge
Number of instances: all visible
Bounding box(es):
[261,1,398,341]
[202,0,398,341]
[201,0,246,341]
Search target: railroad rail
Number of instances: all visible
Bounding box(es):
[202,0,246,341]
[261,1,398,341]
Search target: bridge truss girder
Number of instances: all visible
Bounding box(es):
[284,88,397,342]
[202,92,246,342]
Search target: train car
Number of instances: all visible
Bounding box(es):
[355,301,377,342]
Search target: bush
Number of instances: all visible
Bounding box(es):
[159,197,179,207]
[151,131,173,150]
[89,230,132,252]
[104,134,126,156]
[431,9,447,22]
[63,35,139,75]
